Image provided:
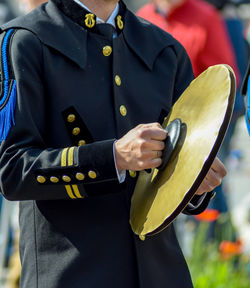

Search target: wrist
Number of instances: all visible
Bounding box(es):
[114,140,125,172]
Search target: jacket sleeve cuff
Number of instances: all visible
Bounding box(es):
[77,139,118,184]
[183,192,216,215]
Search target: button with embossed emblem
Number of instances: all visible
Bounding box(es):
[120,105,127,117]
[50,176,59,183]
[67,114,76,123]
[72,127,80,136]
[78,140,86,146]
[88,171,97,179]
[115,75,121,86]
[76,173,85,181]
[62,175,71,183]
[37,175,46,184]
[103,46,112,57]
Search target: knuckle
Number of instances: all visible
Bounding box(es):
[215,177,222,187]
[136,151,144,160]
[196,186,204,195]
[196,189,205,195]
[143,161,152,170]
[206,184,213,192]
[153,122,161,128]
[140,128,149,138]
[138,128,146,137]
[200,180,211,193]
[136,124,144,129]
[137,161,145,170]
[139,139,147,150]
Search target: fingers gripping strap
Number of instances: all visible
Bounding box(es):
[0,29,17,141]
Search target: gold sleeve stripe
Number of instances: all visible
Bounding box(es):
[68,147,75,166]
[69,148,83,198]
[61,148,69,167]
[65,185,76,199]
[72,185,83,199]
[61,148,75,199]
[61,147,82,199]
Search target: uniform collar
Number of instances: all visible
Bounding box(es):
[1,0,176,70]
[52,0,125,33]
[73,0,119,28]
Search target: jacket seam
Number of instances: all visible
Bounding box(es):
[32,201,39,288]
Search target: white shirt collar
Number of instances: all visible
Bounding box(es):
[73,0,119,27]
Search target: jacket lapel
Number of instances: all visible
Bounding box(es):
[1,1,88,69]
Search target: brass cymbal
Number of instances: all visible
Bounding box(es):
[130,65,236,240]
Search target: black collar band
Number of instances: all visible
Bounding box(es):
[51,0,127,34]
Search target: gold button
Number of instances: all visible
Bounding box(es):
[37,175,46,184]
[72,127,80,136]
[103,46,112,57]
[76,173,85,181]
[50,176,59,183]
[78,140,86,146]
[120,105,127,116]
[115,75,121,86]
[88,170,97,179]
[62,175,71,183]
[67,114,76,123]
[129,170,137,178]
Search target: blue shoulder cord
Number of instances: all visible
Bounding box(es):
[246,75,250,135]
[0,29,17,142]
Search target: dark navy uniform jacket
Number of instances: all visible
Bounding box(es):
[0,1,213,287]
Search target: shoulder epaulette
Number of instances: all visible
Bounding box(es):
[0,28,17,141]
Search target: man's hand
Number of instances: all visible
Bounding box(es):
[115,123,167,171]
[195,157,227,195]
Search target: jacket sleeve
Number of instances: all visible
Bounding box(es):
[0,29,118,201]
[172,41,214,215]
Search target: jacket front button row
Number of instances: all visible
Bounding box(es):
[103,46,112,56]
[115,75,121,86]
